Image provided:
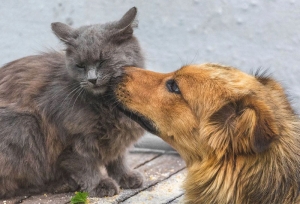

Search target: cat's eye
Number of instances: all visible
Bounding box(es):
[166,79,181,94]
[76,63,86,69]
[98,60,106,66]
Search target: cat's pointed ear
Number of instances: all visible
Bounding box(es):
[114,7,138,41]
[51,22,75,44]
[117,7,138,30]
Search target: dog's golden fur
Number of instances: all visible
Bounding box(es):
[114,64,300,203]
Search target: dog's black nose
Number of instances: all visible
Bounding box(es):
[88,78,97,85]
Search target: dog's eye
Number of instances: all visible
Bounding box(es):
[166,79,181,94]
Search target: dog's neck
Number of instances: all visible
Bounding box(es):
[183,139,300,204]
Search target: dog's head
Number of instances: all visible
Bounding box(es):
[114,64,292,164]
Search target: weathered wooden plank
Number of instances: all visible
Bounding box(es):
[19,193,72,204]
[1,152,185,204]
[0,193,73,204]
[122,170,186,204]
[127,151,161,169]
[167,195,184,204]
[1,152,163,203]
[0,196,30,204]
[95,153,186,204]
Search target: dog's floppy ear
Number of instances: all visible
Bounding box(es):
[211,95,279,154]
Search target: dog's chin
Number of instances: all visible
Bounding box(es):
[117,105,158,135]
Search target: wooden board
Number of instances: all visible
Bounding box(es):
[127,151,162,169]
[121,170,186,204]
[1,151,186,204]
[17,193,72,204]
[96,153,186,204]
[167,195,184,204]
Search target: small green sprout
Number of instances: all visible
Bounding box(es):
[70,191,89,204]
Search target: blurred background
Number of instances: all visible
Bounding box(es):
[1,0,299,150]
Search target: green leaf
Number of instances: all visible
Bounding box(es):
[70,191,89,204]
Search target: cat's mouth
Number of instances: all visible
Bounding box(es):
[80,81,108,95]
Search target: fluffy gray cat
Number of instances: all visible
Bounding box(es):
[0,7,145,198]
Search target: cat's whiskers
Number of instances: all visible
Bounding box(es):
[71,87,84,111]
[46,82,79,103]
[61,85,81,108]
[109,99,121,112]
[80,81,89,87]
[101,74,111,81]
[69,86,82,102]
[109,97,124,113]
[100,84,122,111]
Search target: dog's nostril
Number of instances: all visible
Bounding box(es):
[88,78,97,85]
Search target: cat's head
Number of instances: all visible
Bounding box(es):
[51,7,144,95]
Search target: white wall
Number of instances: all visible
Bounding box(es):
[1,1,299,149]
[1,0,299,111]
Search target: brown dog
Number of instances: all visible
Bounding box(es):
[112,64,300,203]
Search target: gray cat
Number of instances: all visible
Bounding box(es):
[0,7,144,198]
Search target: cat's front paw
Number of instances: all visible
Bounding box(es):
[48,177,79,194]
[119,170,143,189]
[90,177,119,197]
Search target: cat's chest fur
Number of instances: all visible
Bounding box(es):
[57,94,144,159]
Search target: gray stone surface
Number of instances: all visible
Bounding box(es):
[1,1,299,150]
